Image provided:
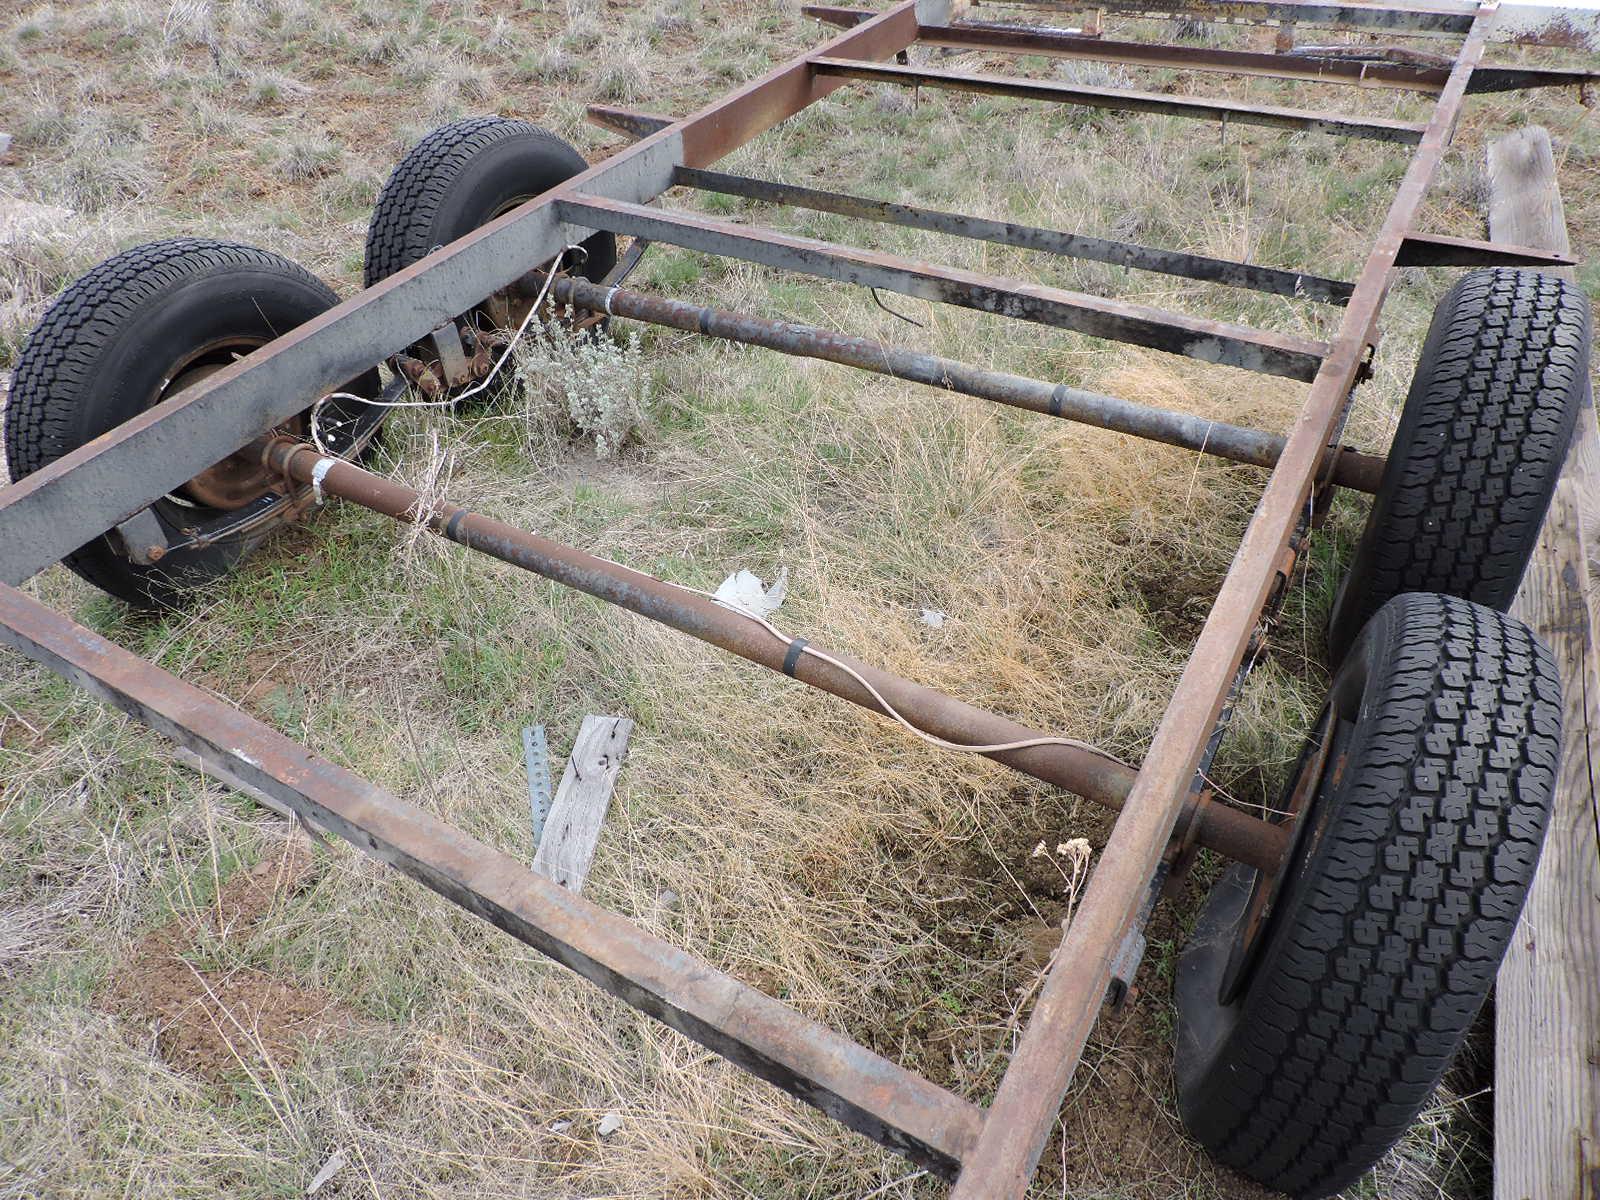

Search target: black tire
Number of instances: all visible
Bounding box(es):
[364,117,616,397]
[1327,268,1590,665]
[1176,592,1560,1198]
[4,238,381,608]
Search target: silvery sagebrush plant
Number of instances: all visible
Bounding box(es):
[511,311,648,459]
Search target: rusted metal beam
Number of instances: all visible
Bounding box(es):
[0,581,982,1177]
[547,275,1383,491]
[673,0,924,166]
[809,57,1431,142]
[1395,231,1580,267]
[1282,50,1598,95]
[585,103,675,139]
[0,0,939,585]
[1008,0,1477,34]
[802,3,874,26]
[944,6,1500,1196]
[672,166,1356,304]
[557,194,1330,379]
[1469,64,1600,94]
[259,437,1290,874]
[1289,42,1455,65]
[916,21,1449,91]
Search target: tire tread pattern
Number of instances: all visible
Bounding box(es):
[1331,268,1588,657]
[4,238,335,602]
[363,116,581,287]
[1189,593,1560,1197]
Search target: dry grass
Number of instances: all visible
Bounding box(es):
[1,2,1597,1197]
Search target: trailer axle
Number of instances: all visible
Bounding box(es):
[259,436,1289,873]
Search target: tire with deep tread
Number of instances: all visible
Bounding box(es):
[364,115,615,306]
[1327,268,1590,665]
[1175,592,1560,1198]
[4,237,379,608]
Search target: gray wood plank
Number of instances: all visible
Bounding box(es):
[1493,125,1600,1200]
[532,715,634,894]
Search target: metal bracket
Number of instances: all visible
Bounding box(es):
[1105,860,1168,1008]
[111,507,168,565]
[523,724,553,849]
[1106,926,1147,1008]
[429,322,473,388]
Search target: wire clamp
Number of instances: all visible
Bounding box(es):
[781,637,810,677]
[309,456,337,506]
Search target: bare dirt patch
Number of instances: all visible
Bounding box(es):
[104,843,355,1085]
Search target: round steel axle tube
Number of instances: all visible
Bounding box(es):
[263,439,1288,872]
[546,276,1385,493]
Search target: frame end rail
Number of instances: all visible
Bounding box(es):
[0,579,985,1178]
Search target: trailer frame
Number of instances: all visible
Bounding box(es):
[1,1,1595,1194]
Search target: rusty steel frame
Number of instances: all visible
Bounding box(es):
[0,0,1573,1195]
[540,273,1387,489]
[808,56,1434,139]
[914,19,1458,87]
[1005,0,1480,34]
[556,192,1333,378]
[670,165,1360,303]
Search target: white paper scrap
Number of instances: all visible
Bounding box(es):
[713,566,788,618]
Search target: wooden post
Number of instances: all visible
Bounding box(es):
[532,715,633,894]
[1493,125,1600,1200]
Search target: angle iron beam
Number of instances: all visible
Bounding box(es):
[548,274,1383,491]
[557,193,1330,379]
[802,3,875,26]
[0,582,982,1177]
[673,165,1356,304]
[585,103,676,139]
[1468,64,1600,94]
[915,22,1449,91]
[1395,231,1580,267]
[944,6,1501,1196]
[1000,0,1476,34]
[809,57,1431,143]
[0,0,938,585]
[673,0,923,166]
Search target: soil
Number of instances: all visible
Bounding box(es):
[104,841,356,1085]
[856,798,1280,1199]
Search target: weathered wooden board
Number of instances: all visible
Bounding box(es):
[532,715,633,894]
[1494,125,1600,1200]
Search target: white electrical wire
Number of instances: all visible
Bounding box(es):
[309,244,583,454]
[295,248,1120,766]
[597,557,1129,763]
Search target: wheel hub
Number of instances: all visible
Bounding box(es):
[1216,708,1344,1005]
[163,347,301,511]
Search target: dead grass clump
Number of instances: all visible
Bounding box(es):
[517,42,581,84]
[591,36,653,103]
[0,207,138,368]
[29,109,157,213]
[273,132,339,181]
[394,46,496,119]
[245,69,309,108]
[1054,60,1134,91]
